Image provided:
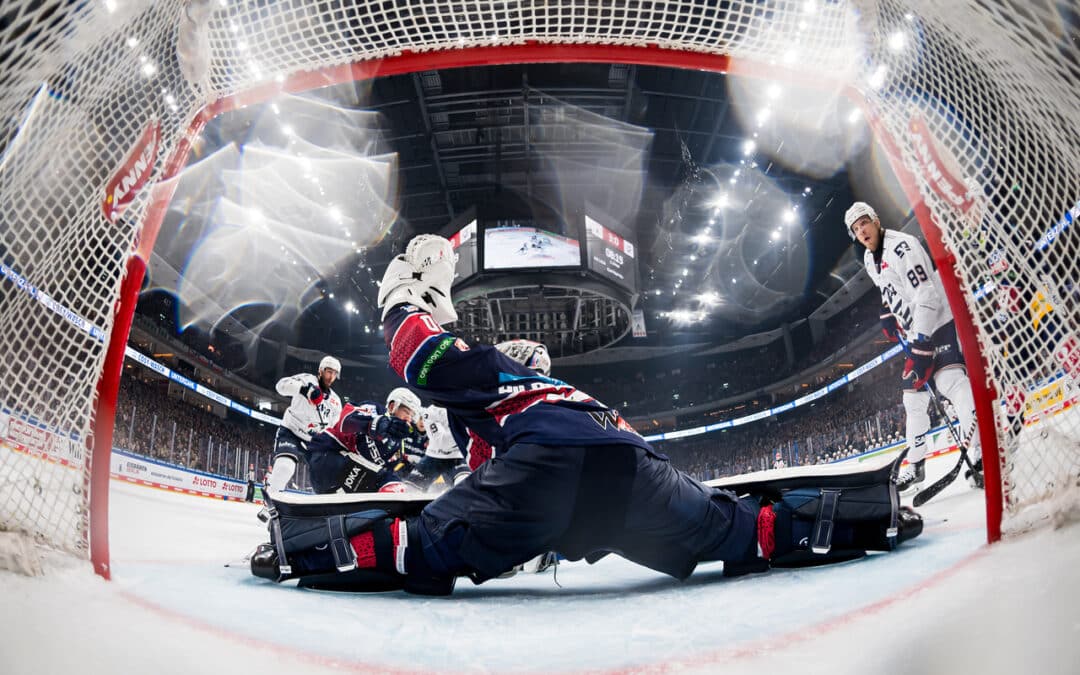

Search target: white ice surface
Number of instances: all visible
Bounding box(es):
[2,451,1079,675]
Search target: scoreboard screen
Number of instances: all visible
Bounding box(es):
[448,219,478,283]
[585,214,637,293]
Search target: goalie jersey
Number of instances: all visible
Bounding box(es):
[383,304,658,458]
[864,229,953,339]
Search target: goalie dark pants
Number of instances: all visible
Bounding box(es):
[414,442,760,583]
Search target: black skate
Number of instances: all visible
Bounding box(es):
[250,543,281,581]
[895,460,925,494]
[896,505,923,544]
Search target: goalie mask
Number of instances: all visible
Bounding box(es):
[494,339,552,377]
[378,235,458,325]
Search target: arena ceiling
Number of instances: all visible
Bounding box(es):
[141,61,899,374]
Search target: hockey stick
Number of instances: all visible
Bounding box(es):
[894,337,980,506]
[912,417,978,507]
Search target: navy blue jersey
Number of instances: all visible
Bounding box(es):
[306,401,397,469]
[383,304,659,456]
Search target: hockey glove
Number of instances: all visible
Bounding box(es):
[300,383,324,405]
[902,337,935,390]
[879,309,901,343]
[371,415,411,445]
[494,339,552,376]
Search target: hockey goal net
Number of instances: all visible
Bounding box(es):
[0,0,1076,574]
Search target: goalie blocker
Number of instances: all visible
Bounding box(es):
[251,457,922,594]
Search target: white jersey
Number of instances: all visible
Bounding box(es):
[275,373,343,442]
[863,229,953,339]
[420,406,464,460]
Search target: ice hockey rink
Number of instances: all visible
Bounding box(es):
[484,227,583,269]
[2,445,1079,675]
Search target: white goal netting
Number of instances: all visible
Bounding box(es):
[1,0,1077,560]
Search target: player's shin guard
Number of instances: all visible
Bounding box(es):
[934,366,981,464]
[903,390,932,464]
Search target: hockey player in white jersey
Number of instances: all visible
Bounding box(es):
[404,405,471,493]
[266,356,345,498]
[846,202,982,492]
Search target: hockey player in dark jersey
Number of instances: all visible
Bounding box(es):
[305,397,415,495]
[251,235,923,595]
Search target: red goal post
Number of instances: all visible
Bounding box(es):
[0,0,1076,577]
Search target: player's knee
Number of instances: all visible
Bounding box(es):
[934,366,973,406]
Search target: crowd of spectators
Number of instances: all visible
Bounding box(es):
[114,373,276,480]
[561,295,885,420]
[658,357,912,481]
[790,295,881,373]
[564,343,790,417]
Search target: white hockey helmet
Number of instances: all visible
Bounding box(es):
[319,355,341,375]
[494,339,552,377]
[843,201,878,239]
[386,386,422,416]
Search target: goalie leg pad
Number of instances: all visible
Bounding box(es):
[254,509,392,582]
[258,508,457,595]
[766,481,919,568]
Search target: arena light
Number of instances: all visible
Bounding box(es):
[742,139,756,156]
[869,65,889,90]
[888,30,907,52]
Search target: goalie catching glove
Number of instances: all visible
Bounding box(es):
[378,234,458,325]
